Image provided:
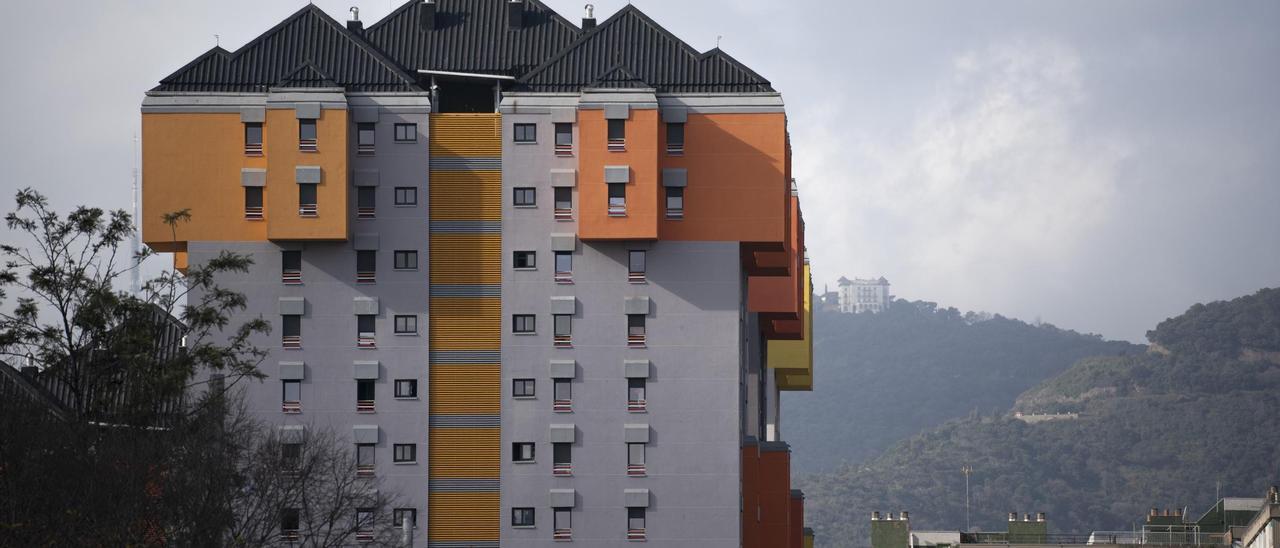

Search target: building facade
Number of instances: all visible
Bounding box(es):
[838,276,892,314]
[140,2,813,547]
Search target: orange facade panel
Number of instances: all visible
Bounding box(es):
[263,108,348,241]
[577,108,660,240]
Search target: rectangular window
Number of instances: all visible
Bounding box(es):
[665,186,684,219]
[393,443,417,463]
[393,508,417,529]
[553,378,571,412]
[513,378,535,398]
[628,442,645,467]
[357,379,375,412]
[512,442,535,462]
[357,315,376,348]
[607,118,625,150]
[244,122,263,155]
[394,379,418,398]
[357,122,375,154]
[607,183,626,215]
[552,442,572,476]
[513,251,536,270]
[282,315,301,348]
[244,186,264,220]
[628,507,646,540]
[628,378,646,412]
[554,187,573,220]
[281,250,302,284]
[628,250,646,282]
[513,187,536,207]
[513,123,537,143]
[281,508,301,540]
[356,508,374,535]
[666,122,685,154]
[394,186,418,206]
[356,250,376,283]
[394,315,418,335]
[554,251,572,283]
[628,314,646,346]
[394,250,418,270]
[282,442,301,471]
[553,314,572,346]
[553,508,572,534]
[554,123,573,155]
[357,186,376,218]
[512,507,535,527]
[356,444,375,475]
[512,314,536,334]
[394,123,417,142]
[282,380,301,411]
[299,119,317,151]
[298,184,318,217]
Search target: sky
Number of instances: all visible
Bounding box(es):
[0,0,1276,342]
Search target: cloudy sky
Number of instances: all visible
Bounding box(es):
[1,0,1276,342]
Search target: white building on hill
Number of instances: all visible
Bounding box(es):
[838,276,892,314]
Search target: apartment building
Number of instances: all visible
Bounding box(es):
[838,275,892,314]
[140,2,813,547]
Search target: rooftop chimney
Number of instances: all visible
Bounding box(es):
[582,4,596,30]
[508,0,524,29]
[1037,512,1046,523]
[901,511,909,521]
[347,7,363,33]
[872,511,881,521]
[420,0,438,30]
[1009,512,1018,522]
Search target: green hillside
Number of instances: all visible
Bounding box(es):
[796,288,1280,548]
[784,302,1140,471]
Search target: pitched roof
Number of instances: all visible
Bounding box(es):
[153,4,420,93]
[364,0,582,78]
[516,5,774,93]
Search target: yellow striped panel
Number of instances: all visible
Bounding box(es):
[430,428,501,477]
[430,172,503,220]
[428,493,501,541]
[430,114,502,157]
[429,235,502,284]
[430,297,501,349]
[429,365,500,413]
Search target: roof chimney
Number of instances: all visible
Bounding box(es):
[420,0,438,30]
[508,0,524,29]
[347,7,363,33]
[1009,512,1017,522]
[582,4,596,30]
[901,511,909,521]
[872,511,881,521]
[1037,512,1046,522]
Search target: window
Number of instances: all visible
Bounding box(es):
[244,122,263,155]
[513,123,537,143]
[357,315,376,348]
[356,250,376,283]
[607,118,626,150]
[394,315,418,335]
[607,183,626,215]
[282,380,301,413]
[392,508,417,529]
[552,442,572,476]
[554,251,572,283]
[628,314,646,346]
[244,186,264,220]
[298,184,318,216]
[628,250,646,282]
[355,508,374,538]
[282,442,301,471]
[513,314,536,334]
[281,508,301,540]
[513,187,536,207]
[282,250,302,283]
[628,378,646,412]
[513,251,536,269]
[356,444,375,475]
[299,119,317,151]
[357,379,375,412]
[512,507,535,527]
[357,186,376,218]
[513,378,535,398]
[357,122,375,154]
[553,508,572,537]
[512,442,535,462]
[628,443,646,469]
[666,122,685,154]
[628,507,646,540]
[554,123,573,155]
[394,379,418,398]
[282,314,302,348]
[553,187,573,220]
[393,443,417,463]
[394,123,417,142]
[553,314,572,346]
[394,250,418,270]
[665,186,684,219]
[394,186,418,206]
[553,378,571,412]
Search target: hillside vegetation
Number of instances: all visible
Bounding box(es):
[796,288,1280,548]
[784,302,1140,471]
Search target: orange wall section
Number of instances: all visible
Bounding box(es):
[659,113,789,244]
[577,108,660,240]
[264,108,348,241]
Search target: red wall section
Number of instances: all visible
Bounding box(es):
[577,108,660,240]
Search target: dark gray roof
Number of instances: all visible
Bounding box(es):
[153,5,420,93]
[516,5,774,93]
[364,0,582,78]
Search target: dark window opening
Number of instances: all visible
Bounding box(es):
[513,251,536,269]
[298,184,318,216]
[357,122,375,154]
[666,122,685,154]
[357,186,376,218]
[244,186,264,220]
[513,123,537,143]
[245,123,263,154]
[394,186,418,205]
[514,187,536,207]
[513,378,535,397]
[513,314,535,333]
[394,123,417,142]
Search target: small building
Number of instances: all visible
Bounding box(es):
[838,276,891,314]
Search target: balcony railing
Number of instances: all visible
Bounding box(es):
[627,529,647,541]
[555,143,573,156]
[666,143,684,155]
[244,206,264,221]
[552,463,572,477]
[608,138,625,152]
[356,531,374,543]
[357,333,376,349]
[555,271,573,284]
[357,206,375,219]
[626,464,646,477]
[357,143,375,156]
[628,272,646,283]
[554,335,572,348]
[608,204,627,217]
[666,208,684,219]
[245,143,263,156]
[554,207,573,221]
[282,401,301,414]
[280,530,300,542]
[357,400,375,413]
[298,204,318,217]
[299,139,318,152]
[627,334,646,348]
[282,269,302,284]
[282,335,302,349]
[554,529,572,541]
[628,399,647,413]
[356,271,376,284]
[553,399,572,413]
